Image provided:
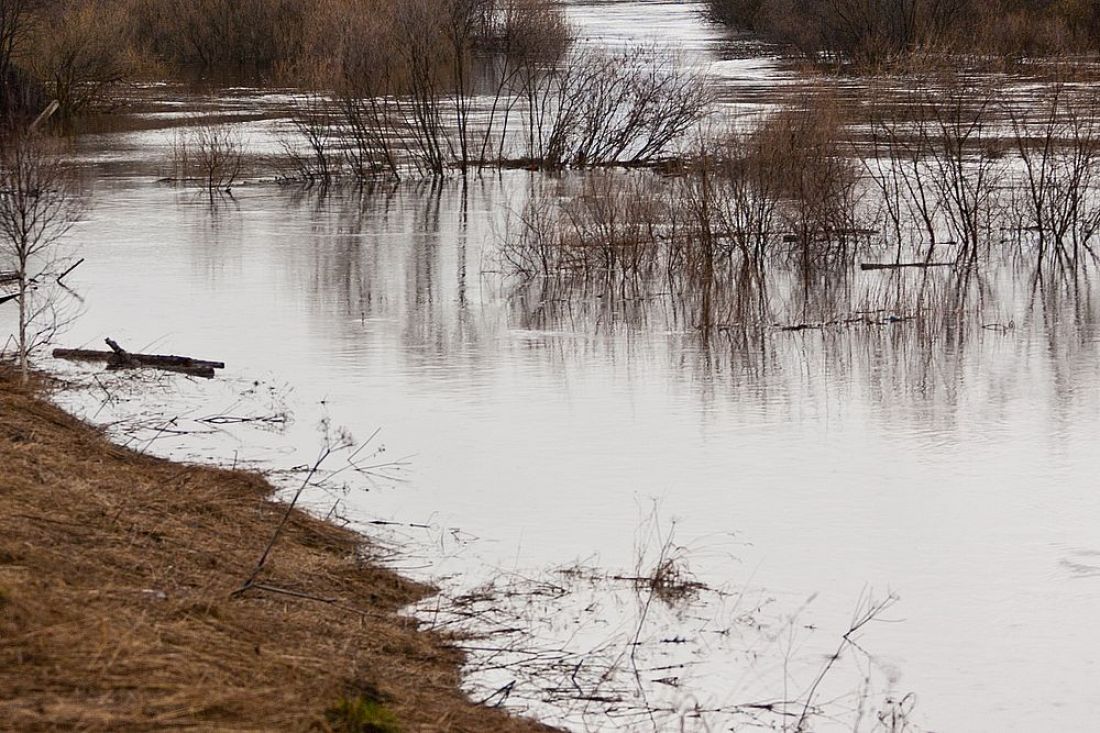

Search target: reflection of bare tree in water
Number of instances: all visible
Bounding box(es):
[277,179,509,377]
[269,70,1100,416]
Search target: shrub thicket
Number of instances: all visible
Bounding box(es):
[707,0,1100,64]
[0,0,570,120]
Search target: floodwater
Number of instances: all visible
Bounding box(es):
[7,1,1100,731]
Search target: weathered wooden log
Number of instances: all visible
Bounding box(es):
[105,337,135,367]
[0,271,18,285]
[53,338,225,379]
[51,348,114,361]
[860,262,955,271]
[107,361,216,379]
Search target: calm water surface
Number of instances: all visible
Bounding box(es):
[10,1,1100,731]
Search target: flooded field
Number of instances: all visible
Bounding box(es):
[6,1,1100,731]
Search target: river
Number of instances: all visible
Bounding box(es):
[13,1,1100,730]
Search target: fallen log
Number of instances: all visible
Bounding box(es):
[861,262,954,271]
[0,271,18,285]
[53,338,225,379]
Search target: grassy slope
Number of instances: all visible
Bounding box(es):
[0,368,554,732]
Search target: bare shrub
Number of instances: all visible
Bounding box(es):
[519,46,711,169]
[282,96,343,184]
[1006,80,1100,270]
[863,74,1005,267]
[28,0,139,116]
[135,0,305,69]
[707,0,1100,64]
[0,133,83,381]
[669,124,784,300]
[916,77,1005,266]
[287,19,704,179]
[472,0,571,55]
[753,94,864,265]
[0,0,49,119]
[172,121,243,191]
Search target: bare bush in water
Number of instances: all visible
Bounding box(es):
[518,45,712,169]
[756,94,865,267]
[0,133,83,382]
[501,95,865,318]
[284,0,571,179]
[172,121,243,191]
[1005,79,1100,272]
[28,0,140,117]
[706,0,1100,65]
[862,73,1005,268]
[283,96,344,185]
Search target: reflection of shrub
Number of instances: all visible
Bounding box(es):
[502,173,665,282]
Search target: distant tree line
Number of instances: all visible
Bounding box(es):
[0,0,565,121]
[706,0,1100,64]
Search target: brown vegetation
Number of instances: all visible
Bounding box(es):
[0,368,557,732]
[707,0,1100,65]
[500,71,1100,333]
[0,0,573,122]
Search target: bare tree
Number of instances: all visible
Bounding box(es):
[0,132,83,382]
[0,0,46,118]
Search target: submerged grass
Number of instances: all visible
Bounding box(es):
[0,365,556,732]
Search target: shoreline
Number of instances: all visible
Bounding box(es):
[0,367,556,732]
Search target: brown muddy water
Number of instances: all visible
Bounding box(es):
[6,1,1100,731]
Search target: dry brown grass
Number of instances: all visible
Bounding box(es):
[0,366,557,733]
